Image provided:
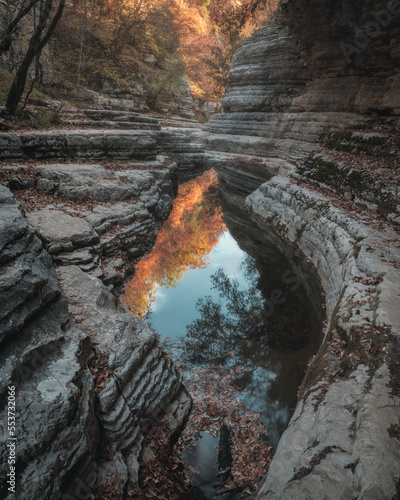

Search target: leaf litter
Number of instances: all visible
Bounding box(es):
[136,365,273,499]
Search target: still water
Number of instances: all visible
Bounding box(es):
[122,169,322,497]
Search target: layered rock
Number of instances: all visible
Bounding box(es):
[60,109,161,131]
[0,159,177,284]
[0,184,191,499]
[201,0,400,161]
[170,75,195,119]
[247,179,400,500]
[0,114,214,281]
[0,96,203,497]
[0,130,158,162]
[0,125,212,182]
[196,1,400,498]
[0,185,98,500]
[58,265,191,495]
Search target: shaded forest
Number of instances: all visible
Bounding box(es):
[0,0,278,118]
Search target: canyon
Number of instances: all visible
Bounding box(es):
[1,0,400,498]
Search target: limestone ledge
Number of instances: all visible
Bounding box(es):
[0,130,158,161]
[0,185,191,499]
[201,112,367,162]
[58,265,191,494]
[15,161,176,285]
[0,129,212,183]
[246,177,400,500]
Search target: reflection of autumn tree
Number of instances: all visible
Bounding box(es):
[122,169,226,318]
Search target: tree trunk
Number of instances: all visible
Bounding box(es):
[0,0,41,57]
[4,0,66,116]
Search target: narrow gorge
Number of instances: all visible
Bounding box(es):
[1,0,400,499]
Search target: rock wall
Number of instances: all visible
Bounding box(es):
[197,1,400,498]
[247,180,400,499]
[201,0,400,161]
[0,183,191,499]
[0,185,98,499]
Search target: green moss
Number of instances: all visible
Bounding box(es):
[297,154,398,222]
[344,459,359,473]
[290,447,337,482]
[328,289,346,336]
[15,108,61,129]
[324,130,388,157]
[267,214,288,235]
[296,222,308,241]
[0,68,13,105]
[348,420,357,439]
[0,68,53,106]
[297,156,345,187]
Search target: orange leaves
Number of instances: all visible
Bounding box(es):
[122,170,226,317]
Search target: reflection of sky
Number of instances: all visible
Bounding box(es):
[145,227,293,447]
[237,366,289,447]
[145,227,291,448]
[142,212,320,451]
[182,431,219,498]
[148,230,254,340]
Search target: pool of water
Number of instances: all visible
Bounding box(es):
[122,170,322,497]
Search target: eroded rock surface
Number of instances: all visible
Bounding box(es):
[196,1,400,498]
[0,185,98,500]
[0,184,191,499]
[58,265,191,494]
[0,100,201,496]
[247,180,400,500]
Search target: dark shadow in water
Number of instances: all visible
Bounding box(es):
[122,171,324,499]
[180,199,324,448]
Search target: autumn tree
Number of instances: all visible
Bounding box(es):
[3,0,66,116]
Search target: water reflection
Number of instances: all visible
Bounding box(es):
[122,169,225,318]
[122,170,322,497]
[180,258,320,446]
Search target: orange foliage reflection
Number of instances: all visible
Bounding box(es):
[122,170,226,318]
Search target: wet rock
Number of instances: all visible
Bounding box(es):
[218,424,233,482]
